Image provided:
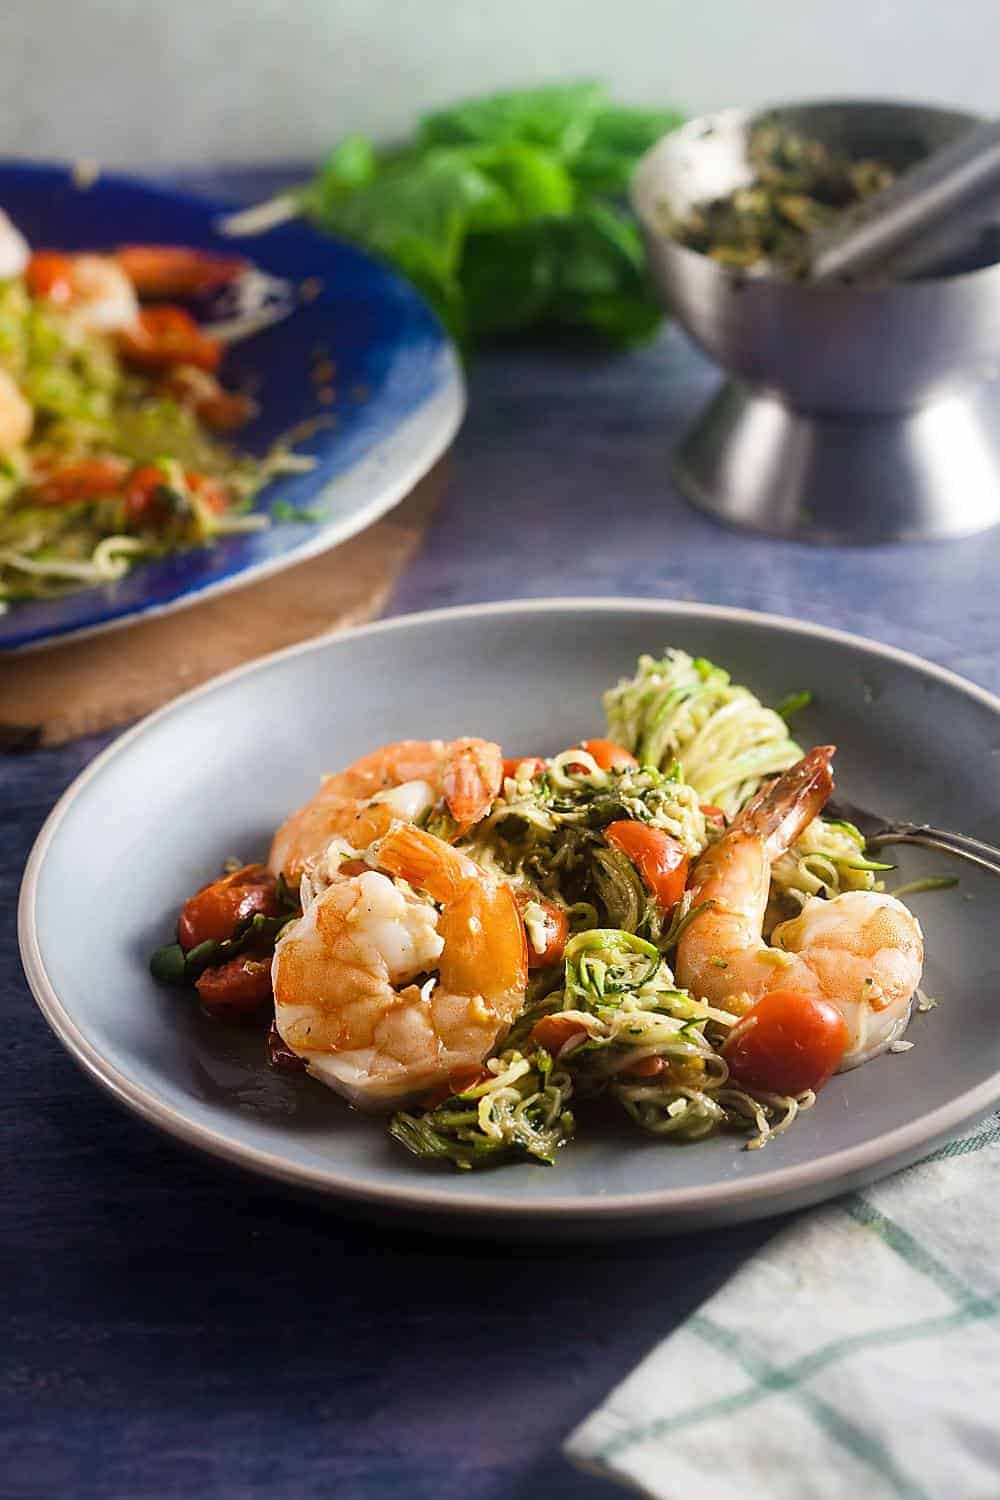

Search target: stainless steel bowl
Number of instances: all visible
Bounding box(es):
[632,101,1000,542]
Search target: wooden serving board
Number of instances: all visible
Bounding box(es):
[0,461,444,749]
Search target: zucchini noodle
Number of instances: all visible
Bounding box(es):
[603,647,880,912]
[461,758,706,943]
[0,533,144,584]
[0,266,281,604]
[388,649,910,1171]
[603,648,801,810]
[390,1048,575,1169]
[391,929,808,1168]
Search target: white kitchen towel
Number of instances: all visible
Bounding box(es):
[566,1111,1000,1500]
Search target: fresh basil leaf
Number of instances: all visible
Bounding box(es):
[460,225,557,338]
[468,143,575,220]
[302,81,678,349]
[419,81,606,158]
[315,134,378,198]
[572,105,685,193]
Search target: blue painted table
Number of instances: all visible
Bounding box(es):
[4,171,999,1500]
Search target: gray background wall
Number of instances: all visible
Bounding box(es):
[3,0,994,165]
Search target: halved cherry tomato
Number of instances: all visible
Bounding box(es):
[25,251,76,303]
[502,756,547,781]
[516,891,569,969]
[722,989,849,1096]
[530,1014,589,1055]
[700,803,727,828]
[572,738,638,773]
[115,244,246,298]
[420,1065,492,1111]
[195,955,273,1018]
[118,305,222,372]
[30,456,129,507]
[123,464,175,529]
[605,821,689,915]
[122,465,227,528]
[177,863,280,951]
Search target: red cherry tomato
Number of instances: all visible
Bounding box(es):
[30,456,129,507]
[177,864,280,951]
[25,251,76,303]
[723,990,849,1096]
[118,305,222,372]
[572,738,638,772]
[604,821,690,915]
[700,803,727,828]
[530,1014,589,1055]
[122,466,228,528]
[502,756,546,781]
[516,891,570,969]
[195,955,273,1018]
[123,464,175,529]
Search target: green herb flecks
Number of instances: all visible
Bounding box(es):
[272,500,321,523]
[668,119,895,277]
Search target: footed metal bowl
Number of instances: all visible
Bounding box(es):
[633,101,1000,542]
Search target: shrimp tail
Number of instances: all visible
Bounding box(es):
[738,746,836,860]
[442,738,503,829]
[377,823,476,902]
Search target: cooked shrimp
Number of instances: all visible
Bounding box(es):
[114,244,246,298]
[676,747,924,1067]
[272,823,528,1106]
[0,209,29,280]
[0,368,32,454]
[268,737,503,882]
[26,251,139,332]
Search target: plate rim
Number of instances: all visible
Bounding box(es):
[18,596,1000,1220]
[0,158,465,654]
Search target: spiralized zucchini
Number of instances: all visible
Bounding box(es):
[0,280,271,604]
[461,754,706,943]
[391,928,812,1168]
[603,647,881,910]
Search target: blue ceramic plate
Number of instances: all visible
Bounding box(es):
[18,601,1000,1238]
[0,162,463,651]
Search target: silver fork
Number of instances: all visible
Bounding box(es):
[826,797,1000,878]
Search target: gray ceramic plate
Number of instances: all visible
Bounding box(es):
[18,600,1000,1238]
